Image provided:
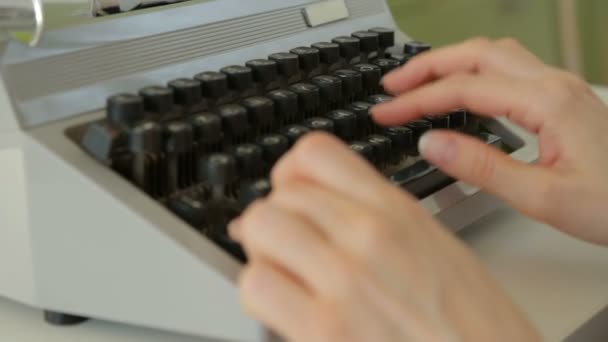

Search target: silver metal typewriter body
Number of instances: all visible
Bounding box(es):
[0,1,539,341]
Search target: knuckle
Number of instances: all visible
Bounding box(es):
[559,71,591,94]
[470,146,497,184]
[467,36,492,49]
[294,132,339,157]
[355,214,397,257]
[497,37,523,49]
[316,305,352,341]
[272,132,343,181]
[538,73,578,111]
[241,201,270,238]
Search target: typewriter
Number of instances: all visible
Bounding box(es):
[0,0,538,341]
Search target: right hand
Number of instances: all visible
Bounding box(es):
[373,37,608,245]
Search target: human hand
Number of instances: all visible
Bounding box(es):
[230,133,541,342]
[374,38,608,245]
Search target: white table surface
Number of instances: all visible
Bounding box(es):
[2,87,608,341]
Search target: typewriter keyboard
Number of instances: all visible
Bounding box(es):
[67,28,507,261]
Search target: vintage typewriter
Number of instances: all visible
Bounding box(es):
[0,0,538,341]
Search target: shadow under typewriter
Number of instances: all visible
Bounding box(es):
[65,28,525,263]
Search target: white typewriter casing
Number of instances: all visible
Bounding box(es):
[0,1,539,341]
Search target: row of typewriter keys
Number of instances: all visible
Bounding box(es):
[94,28,436,197]
[80,29,479,256]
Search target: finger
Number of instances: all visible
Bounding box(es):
[234,200,351,297]
[272,132,412,206]
[239,261,314,342]
[267,180,417,254]
[418,130,558,219]
[267,181,444,310]
[382,37,544,95]
[372,73,546,134]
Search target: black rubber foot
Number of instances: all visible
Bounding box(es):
[44,310,89,326]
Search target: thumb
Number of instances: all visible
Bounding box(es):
[418,130,553,217]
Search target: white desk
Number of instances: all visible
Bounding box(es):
[2,87,608,341]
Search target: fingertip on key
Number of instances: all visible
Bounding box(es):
[228,218,243,241]
[379,70,401,93]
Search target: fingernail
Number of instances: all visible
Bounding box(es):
[418,132,457,165]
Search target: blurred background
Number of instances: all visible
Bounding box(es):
[387,0,608,85]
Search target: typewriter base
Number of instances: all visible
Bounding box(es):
[0,112,521,342]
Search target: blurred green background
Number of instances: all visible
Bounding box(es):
[386,0,608,85]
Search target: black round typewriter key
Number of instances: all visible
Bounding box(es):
[465,112,481,133]
[289,83,320,116]
[369,27,395,50]
[332,36,361,61]
[334,69,363,100]
[233,144,264,179]
[385,126,413,163]
[242,96,275,133]
[258,134,290,166]
[448,110,467,129]
[239,178,272,209]
[404,41,432,55]
[200,153,240,200]
[305,117,334,133]
[168,78,203,107]
[168,192,208,228]
[107,93,144,129]
[352,31,380,54]
[81,121,126,165]
[407,120,433,142]
[347,101,374,136]
[373,58,401,75]
[129,120,163,196]
[290,47,321,72]
[195,71,229,99]
[129,120,163,153]
[267,89,299,125]
[352,64,382,92]
[366,134,392,166]
[327,110,357,141]
[312,42,341,66]
[390,53,413,65]
[199,153,238,186]
[312,75,343,109]
[190,113,222,145]
[384,126,413,151]
[164,121,194,154]
[218,105,249,142]
[246,59,279,84]
[350,141,374,163]
[164,121,195,191]
[221,65,254,92]
[139,86,174,114]
[425,114,450,129]
[282,125,311,145]
[367,94,393,105]
[269,53,300,78]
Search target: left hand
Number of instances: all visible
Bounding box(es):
[229,133,541,342]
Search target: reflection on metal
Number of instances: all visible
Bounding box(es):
[94,0,191,16]
[0,0,44,46]
[0,0,194,47]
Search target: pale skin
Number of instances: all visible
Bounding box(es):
[229,37,608,341]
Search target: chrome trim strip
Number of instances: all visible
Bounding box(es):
[31,0,44,46]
